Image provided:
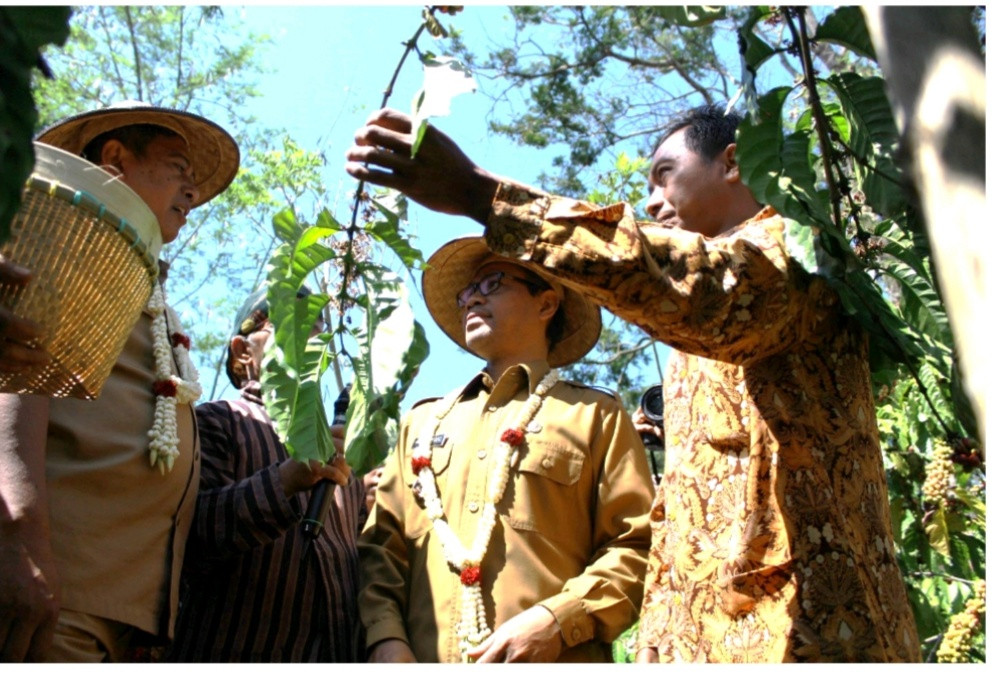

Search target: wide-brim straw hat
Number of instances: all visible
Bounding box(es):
[423,236,601,367]
[36,100,239,207]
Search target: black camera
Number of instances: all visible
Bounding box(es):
[639,384,664,450]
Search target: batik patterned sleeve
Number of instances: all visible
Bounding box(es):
[485,184,829,365]
[190,401,300,560]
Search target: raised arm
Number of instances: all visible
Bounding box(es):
[345,108,503,225]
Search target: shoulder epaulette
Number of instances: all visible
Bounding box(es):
[411,395,443,410]
[561,380,620,401]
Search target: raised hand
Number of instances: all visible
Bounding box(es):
[345,108,500,225]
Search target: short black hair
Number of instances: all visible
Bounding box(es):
[655,104,742,161]
[82,123,181,164]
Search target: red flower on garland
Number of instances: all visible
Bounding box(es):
[171,332,191,350]
[500,428,525,446]
[153,379,177,397]
[460,566,481,585]
[411,455,432,475]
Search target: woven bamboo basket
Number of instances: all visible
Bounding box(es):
[0,142,163,399]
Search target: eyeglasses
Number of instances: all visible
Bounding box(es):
[455,271,540,308]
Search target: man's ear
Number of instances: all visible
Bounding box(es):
[98,139,130,176]
[722,142,741,183]
[537,289,560,323]
[229,335,253,377]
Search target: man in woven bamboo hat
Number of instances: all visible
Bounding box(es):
[357,235,654,663]
[0,101,238,661]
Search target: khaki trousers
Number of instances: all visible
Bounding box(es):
[45,608,136,662]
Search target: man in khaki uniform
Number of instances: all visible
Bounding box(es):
[0,102,238,661]
[358,236,653,663]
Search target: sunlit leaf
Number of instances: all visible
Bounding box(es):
[422,6,446,38]
[660,6,727,28]
[343,267,429,473]
[260,210,339,462]
[414,55,476,111]
[261,339,333,463]
[410,55,476,157]
[272,208,299,244]
[366,189,424,270]
[925,507,952,562]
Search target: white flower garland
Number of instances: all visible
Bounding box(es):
[146,280,201,474]
[410,369,559,660]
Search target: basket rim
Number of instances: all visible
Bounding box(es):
[20,176,160,280]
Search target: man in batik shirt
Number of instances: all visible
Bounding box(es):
[345,104,920,662]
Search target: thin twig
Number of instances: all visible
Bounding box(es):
[783,7,841,232]
[783,6,953,437]
[123,6,145,101]
[333,9,436,357]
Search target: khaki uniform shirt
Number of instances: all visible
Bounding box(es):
[46,302,199,638]
[358,361,653,662]
[485,185,920,662]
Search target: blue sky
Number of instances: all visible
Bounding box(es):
[217,4,665,412]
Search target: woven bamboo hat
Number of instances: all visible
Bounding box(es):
[422,236,601,367]
[37,100,239,207]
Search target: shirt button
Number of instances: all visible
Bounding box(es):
[468,501,480,513]
[487,405,497,412]
[571,628,581,641]
[542,458,554,470]
[527,421,542,433]
[477,449,487,460]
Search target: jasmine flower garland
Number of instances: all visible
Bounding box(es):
[146,280,201,474]
[410,369,559,660]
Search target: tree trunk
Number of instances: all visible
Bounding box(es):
[864,6,986,445]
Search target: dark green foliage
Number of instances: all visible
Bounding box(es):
[734,6,984,661]
[0,7,71,243]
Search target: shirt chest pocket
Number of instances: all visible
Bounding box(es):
[505,440,587,538]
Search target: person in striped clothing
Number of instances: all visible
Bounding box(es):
[167,288,367,661]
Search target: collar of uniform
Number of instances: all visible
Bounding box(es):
[463,359,553,402]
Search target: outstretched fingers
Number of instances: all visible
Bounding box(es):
[364,107,415,134]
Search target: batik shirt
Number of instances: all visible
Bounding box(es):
[485,184,920,662]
